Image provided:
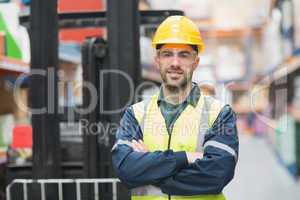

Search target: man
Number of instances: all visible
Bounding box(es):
[112,16,239,200]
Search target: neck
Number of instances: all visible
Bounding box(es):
[162,82,193,105]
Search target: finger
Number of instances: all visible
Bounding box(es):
[138,140,144,145]
[138,140,149,152]
[134,140,147,152]
[136,140,148,152]
[130,140,140,152]
[132,140,144,152]
[197,152,203,159]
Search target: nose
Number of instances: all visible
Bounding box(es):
[170,55,180,67]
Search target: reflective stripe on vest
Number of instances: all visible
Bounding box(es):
[131,93,226,200]
[132,194,226,200]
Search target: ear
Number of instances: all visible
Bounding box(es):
[192,56,200,70]
[154,55,160,70]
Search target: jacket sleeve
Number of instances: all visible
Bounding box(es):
[111,106,188,189]
[157,105,239,195]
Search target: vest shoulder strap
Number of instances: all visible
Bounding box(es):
[132,101,146,125]
[132,95,155,128]
[196,95,225,151]
[203,95,224,127]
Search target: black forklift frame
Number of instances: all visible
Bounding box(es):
[10,0,183,199]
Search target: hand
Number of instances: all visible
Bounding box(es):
[130,140,149,153]
[186,152,203,164]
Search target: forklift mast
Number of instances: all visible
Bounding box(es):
[7,0,184,199]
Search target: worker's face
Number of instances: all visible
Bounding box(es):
[155,44,199,89]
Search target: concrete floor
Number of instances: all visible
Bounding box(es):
[224,134,300,200]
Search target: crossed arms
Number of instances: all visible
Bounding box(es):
[111,105,239,195]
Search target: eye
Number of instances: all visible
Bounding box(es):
[160,51,173,57]
[178,52,192,58]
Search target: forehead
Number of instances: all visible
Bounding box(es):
[160,44,194,52]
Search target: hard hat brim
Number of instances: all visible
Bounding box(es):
[152,38,204,53]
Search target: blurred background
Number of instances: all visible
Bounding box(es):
[0,0,300,200]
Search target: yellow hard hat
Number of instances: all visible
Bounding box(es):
[152,15,205,53]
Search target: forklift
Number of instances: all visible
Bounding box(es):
[5,0,183,199]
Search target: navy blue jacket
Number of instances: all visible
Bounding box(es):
[112,104,239,195]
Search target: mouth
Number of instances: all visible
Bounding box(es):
[167,71,183,80]
[167,70,183,75]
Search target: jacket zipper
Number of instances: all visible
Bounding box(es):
[168,130,172,200]
[167,123,174,200]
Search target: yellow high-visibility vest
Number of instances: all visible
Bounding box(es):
[131,93,226,200]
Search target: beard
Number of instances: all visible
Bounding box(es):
[160,68,193,92]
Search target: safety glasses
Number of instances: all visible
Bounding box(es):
[157,49,198,64]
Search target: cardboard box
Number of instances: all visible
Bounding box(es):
[0,83,15,115]
[0,56,29,76]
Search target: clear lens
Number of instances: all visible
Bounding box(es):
[157,50,197,64]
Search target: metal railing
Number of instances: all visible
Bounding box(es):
[6,178,120,200]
